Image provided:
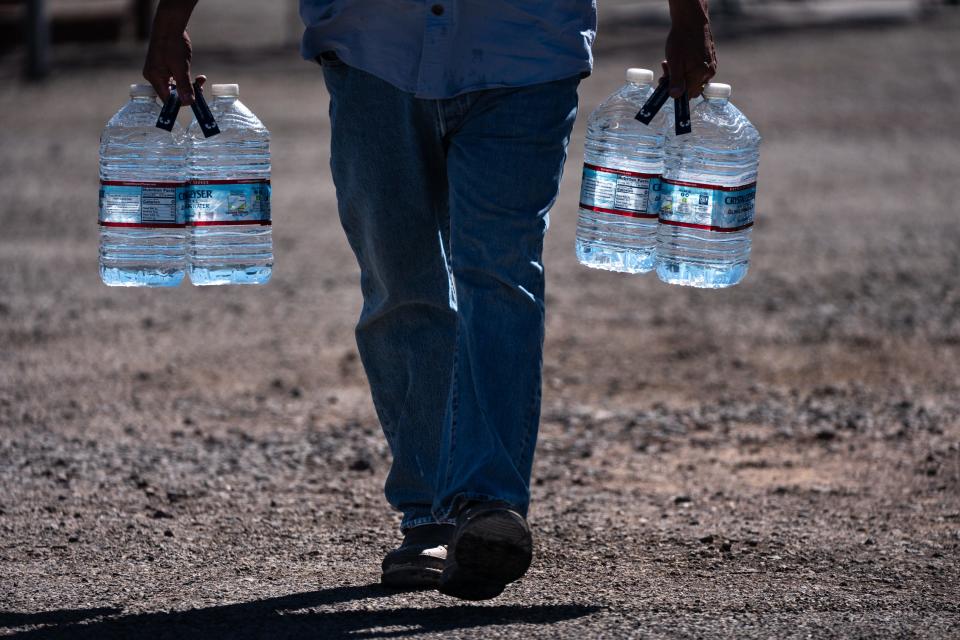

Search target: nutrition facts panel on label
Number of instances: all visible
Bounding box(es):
[99,181,185,226]
[579,163,660,218]
[140,186,179,223]
[611,175,649,212]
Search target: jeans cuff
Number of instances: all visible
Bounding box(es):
[432,492,527,523]
[400,514,455,532]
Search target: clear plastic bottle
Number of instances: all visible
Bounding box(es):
[98,84,187,287]
[576,68,671,273]
[656,82,761,288]
[186,84,272,285]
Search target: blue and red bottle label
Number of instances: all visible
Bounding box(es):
[658,179,756,232]
[99,179,271,227]
[98,181,186,227]
[185,179,271,226]
[579,163,662,219]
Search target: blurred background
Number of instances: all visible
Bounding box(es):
[2,0,953,78]
[0,1,958,637]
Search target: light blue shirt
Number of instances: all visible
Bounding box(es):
[300,1,596,99]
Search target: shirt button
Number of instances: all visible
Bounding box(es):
[431,4,444,16]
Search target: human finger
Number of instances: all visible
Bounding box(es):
[143,66,172,102]
[174,69,195,105]
[666,57,686,99]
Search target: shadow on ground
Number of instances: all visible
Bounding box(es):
[1,584,601,639]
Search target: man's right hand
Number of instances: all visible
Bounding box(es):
[142,0,199,105]
[664,0,717,99]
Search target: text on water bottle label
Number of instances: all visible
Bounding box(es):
[186,179,271,226]
[658,179,756,232]
[579,163,661,219]
[98,181,187,227]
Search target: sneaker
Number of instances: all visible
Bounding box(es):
[438,501,533,601]
[380,523,454,590]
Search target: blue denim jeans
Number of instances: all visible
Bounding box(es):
[322,61,579,530]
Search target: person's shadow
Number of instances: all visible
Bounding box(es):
[0,583,601,639]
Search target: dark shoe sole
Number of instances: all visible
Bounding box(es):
[438,509,533,601]
[381,564,443,590]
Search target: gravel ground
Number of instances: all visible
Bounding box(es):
[1,10,959,639]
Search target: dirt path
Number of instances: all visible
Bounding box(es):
[1,11,959,639]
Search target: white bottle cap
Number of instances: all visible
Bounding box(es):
[703,82,732,99]
[211,84,240,98]
[626,68,654,85]
[129,83,157,98]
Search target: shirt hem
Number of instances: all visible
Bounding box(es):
[311,46,589,99]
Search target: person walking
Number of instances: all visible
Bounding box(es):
[143,0,717,601]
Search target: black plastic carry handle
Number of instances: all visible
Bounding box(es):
[156,87,181,131]
[190,80,220,138]
[635,76,670,125]
[674,91,691,136]
[635,76,693,136]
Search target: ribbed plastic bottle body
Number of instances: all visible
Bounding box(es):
[656,95,760,288]
[187,94,272,286]
[576,80,670,273]
[98,95,187,286]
